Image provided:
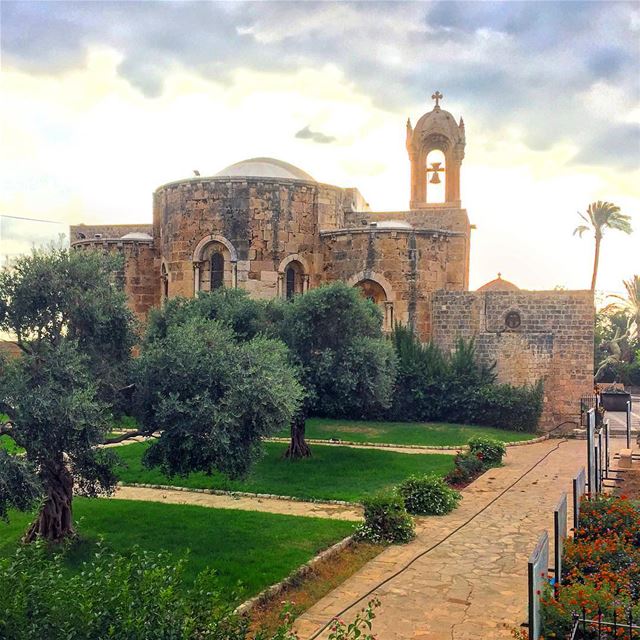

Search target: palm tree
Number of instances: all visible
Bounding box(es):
[574,201,632,292]
[610,275,640,341]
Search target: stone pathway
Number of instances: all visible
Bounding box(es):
[112,485,362,521]
[295,438,625,640]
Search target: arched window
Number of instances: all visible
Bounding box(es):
[286,267,296,299]
[284,261,304,299]
[210,252,224,290]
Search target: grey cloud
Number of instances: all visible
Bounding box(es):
[573,123,640,171]
[295,126,336,144]
[587,47,633,79]
[1,1,639,171]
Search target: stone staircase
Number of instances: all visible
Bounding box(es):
[605,394,640,439]
[573,394,639,440]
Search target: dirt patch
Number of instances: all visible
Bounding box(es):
[247,541,384,635]
[614,468,640,499]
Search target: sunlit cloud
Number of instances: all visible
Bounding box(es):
[0,0,638,295]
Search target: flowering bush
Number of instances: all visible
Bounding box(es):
[398,474,461,515]
[355,491,415,544]
[467,437,506,466]
[446,451,485,486]
[446,436,506,487]
[540,495,640,639]
[574,494,640,543]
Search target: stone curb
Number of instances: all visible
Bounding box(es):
[266,434,548,450]
[117,482,357,507]
[234,534,355,616]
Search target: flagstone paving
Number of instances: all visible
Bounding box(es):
[295,438,626,640]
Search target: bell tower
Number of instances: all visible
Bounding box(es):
[406,91,466,209]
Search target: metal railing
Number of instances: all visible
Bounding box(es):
[580,394,599,427]
[569,607,640,639]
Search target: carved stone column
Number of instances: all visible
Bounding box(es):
[232,261,238,288]
[384,301,394,331]
[193,262,201,296]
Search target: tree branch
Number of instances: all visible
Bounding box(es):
[103,430,148,445]
[0,423,14,437]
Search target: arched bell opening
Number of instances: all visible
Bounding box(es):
[425,149,446,204]
[354,279,394,331]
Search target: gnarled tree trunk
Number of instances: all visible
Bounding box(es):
[24,462,74,543]
[284,412,311,459]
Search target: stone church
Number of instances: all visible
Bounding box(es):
[71,93,594,429]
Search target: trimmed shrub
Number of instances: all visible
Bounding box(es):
[472,381,543,432]
[397,474,461,515]
[467,437,506,466]
[355,492,415,544]
[387,326,543,432]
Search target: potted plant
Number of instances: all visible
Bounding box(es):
[600,384,632,412]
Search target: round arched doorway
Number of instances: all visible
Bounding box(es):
[354,279,393,330]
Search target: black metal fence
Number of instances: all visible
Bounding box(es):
[569,607,640,639]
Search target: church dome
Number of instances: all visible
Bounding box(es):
[215,157,315,181]
[372,219,413,229]
[121,232,153,240]
[477,274,520,292]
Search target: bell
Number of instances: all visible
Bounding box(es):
[429,161,442,184]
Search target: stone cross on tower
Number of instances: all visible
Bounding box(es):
[405,90,465,208]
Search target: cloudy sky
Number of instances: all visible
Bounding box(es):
[1,1,638,293]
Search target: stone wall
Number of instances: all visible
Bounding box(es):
[70,223,153,241]
[346,205,470,234]
[343,205,471,290]
[320,227,468,338]
[152,177,354,300]
[431,290,594,430]
[72,239,160,321]
[71,179,471,333]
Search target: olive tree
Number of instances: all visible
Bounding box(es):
[0,251,302,542]
[0,248,135,541]
[132,318,302,478]
[276,282,397,458]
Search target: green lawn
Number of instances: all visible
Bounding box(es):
[0,435,22,455]
[115,441,455,502]
[0,498,353,602]
[274,418,538,447]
